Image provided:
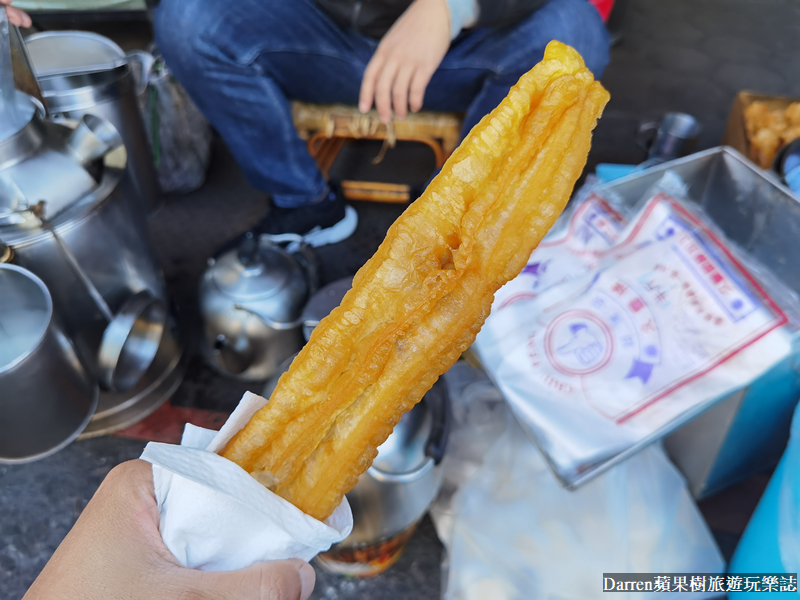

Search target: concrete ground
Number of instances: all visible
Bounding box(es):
[3,0,800,598]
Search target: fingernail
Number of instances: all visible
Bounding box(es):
[297,562,315,600]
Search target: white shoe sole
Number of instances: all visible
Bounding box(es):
[263,205,359,249]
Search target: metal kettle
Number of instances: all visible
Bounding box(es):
[199,233,318,381]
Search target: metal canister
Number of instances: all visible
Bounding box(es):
[268,277,452,576]
[0,264,97,463]
[0,96,183,436]
[24,31,161,215]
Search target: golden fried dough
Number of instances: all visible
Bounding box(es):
[221,41,609,521]
[785,102,800,127]
[745,100,800,167]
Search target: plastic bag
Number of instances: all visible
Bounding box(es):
[476,188,797,486]
[431,361,510,550]
[136,48,213,194]
[442,418,725,600]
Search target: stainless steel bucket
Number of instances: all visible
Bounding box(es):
[0,264,97,463]
[2,111,183,434]
[25,31,161,216]
[264,344,450,576]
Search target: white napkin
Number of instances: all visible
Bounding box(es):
[139,392,353,571]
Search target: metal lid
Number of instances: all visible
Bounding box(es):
[211,242,304,301]
[301,276,353,340]
[25,31,126,79]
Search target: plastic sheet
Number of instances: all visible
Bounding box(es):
[435,385,725,600]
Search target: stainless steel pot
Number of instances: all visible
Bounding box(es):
[1,98,182,430]
[24,31,161,216]
[263,355,450,576]
[0,264,97,463]
[1,105,165,382]
[200,233,318,381]
[269,277,452,576]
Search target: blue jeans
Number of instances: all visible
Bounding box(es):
[153,0,609,208]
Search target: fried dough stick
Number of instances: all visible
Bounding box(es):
[222,41,609,521]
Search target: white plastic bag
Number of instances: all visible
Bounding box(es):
[442,417,725,600]
[476,192,795,485]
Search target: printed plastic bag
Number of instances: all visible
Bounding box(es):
[476,191,796,486]
[442,418,725,600]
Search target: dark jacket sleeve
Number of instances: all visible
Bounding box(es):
[475,0,549,29]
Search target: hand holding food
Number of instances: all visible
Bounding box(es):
[222,41,609,522]
[24,461,315,600]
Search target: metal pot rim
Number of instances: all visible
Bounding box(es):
[42,65,132,113]
[367,456,435,483]
[0,264,53,374]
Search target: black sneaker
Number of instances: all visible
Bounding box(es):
[258,184,358,247]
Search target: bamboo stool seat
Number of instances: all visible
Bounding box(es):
[291,102,462,203]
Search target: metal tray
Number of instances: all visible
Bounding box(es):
[532,146,800,490]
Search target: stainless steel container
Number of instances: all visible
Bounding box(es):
[1,97,183,435]
[263,356,450,576]
[0,264,97,463]
[25,31,161,215]
[273,277,451,576]
[574,146,800,498]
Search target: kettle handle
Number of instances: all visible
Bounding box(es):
[424,377,451,465]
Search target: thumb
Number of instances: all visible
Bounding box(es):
[182,559,315,600]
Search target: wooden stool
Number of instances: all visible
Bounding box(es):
[291,102,462,203]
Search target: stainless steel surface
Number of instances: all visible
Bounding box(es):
[25,31,161,215]
[97,291,166,391]
[7,21,48,117]
[0,100,98,222]
[1,111,171,410]
[263,357,450,546]
[343,395,444,547]
[301,277,353,341]
[81,319,185,437]
[200,236,311,381]
[0,264,97,463]
[0,12,32,141]
[521,146,800,491]
[64,113,119,167]
[28,196,166,391]
[25,30,125,78]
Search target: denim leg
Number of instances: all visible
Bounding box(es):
[424,0,610,137]
[153,0,375,207]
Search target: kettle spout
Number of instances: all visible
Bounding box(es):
[65,114,122,167]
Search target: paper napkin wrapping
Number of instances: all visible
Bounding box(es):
[139,392,353,571]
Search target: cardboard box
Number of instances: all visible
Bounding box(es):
[723,90,800,166]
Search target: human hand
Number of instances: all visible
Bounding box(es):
[1,0,32,28]
[23,460,316,600]
[359,0,450,123]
